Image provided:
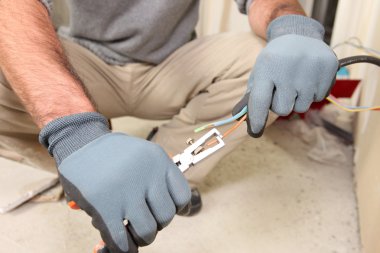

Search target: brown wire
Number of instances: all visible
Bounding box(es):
[206,114,247,146]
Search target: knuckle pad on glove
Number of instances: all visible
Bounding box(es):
[294,101,312,113]
[294,90,314,113]
[129,224,157,246]
[271,90,296,116]
[166,167,191,210]
[156,206,176,230]
[128,207,158,246]
[93,217,130,253]
[147,187,176,230]
[316,79,334,101]
[271,104,293,116]
[315,54,339,101]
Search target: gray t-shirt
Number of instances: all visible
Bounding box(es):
[42,0,253,65]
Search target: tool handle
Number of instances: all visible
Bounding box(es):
[68,201,138,253]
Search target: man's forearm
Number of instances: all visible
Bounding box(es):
[0,0,95,129]
[248,0,306,39]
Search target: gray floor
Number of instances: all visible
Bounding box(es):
[0,119,360,253]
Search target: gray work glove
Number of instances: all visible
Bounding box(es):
[233,15,339,137]
[39,112,191,253]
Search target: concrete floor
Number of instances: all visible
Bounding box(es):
[0,119,360,253]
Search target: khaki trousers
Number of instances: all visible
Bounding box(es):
[0,32,277,185]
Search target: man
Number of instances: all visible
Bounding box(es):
[0,0,338,252]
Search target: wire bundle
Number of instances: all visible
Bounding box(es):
[332,37,380,57]
[194,106,247,133]
[326,95,380,112]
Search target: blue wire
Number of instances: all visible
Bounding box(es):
[194,106,248,133]
[213,106,248,127]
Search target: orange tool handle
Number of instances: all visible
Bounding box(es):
[93,240,106,253]
[68,200,81,210]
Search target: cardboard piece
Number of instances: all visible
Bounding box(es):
[0,157,58,214]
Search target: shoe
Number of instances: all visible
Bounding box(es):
[177,187,202,217]
[189,187,202,216]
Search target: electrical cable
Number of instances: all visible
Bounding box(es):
[206,114,247,146]
[221,114,247,139]
[339,55,380,68]
[327,55,380,112]
[194,106,247,133]
[326,95,380,112]
[332,37,380,57]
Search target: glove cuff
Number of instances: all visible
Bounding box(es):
[39,112,111,166]
[267,15,325,41]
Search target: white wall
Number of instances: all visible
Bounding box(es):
[197,0,250,36]
[331,1,380,253]
[329,0,380,147]
[331,0,380,79]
